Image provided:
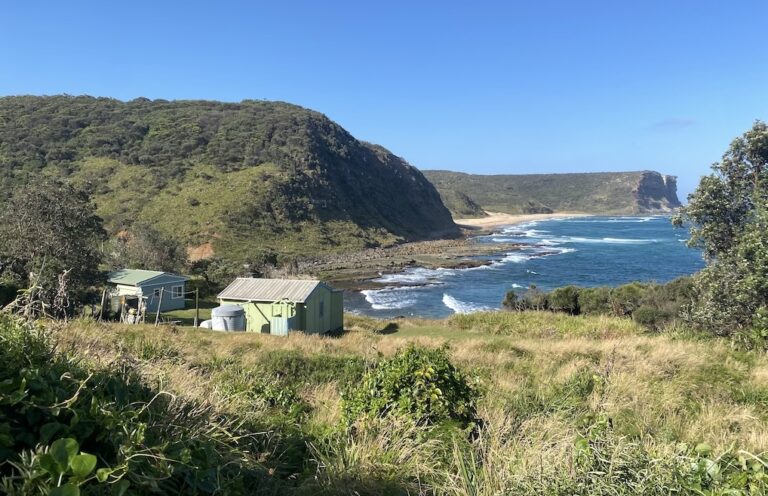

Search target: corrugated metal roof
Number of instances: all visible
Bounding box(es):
[108,269,187,286]
[218,278,324,303]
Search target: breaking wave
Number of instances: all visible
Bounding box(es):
[361,287,419,310]
[442,294,492,314]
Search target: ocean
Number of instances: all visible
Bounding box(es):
[345,216,706,319]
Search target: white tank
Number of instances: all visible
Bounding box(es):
[211,305,245,331]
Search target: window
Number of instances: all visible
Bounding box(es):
[172,285,183,299]
[153,288,161,298]
[319,300,325,318]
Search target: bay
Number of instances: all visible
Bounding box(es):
[345,216,706,318]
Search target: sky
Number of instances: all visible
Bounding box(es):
[3,1,767,200]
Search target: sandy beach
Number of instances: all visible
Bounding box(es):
[454,211,591,230]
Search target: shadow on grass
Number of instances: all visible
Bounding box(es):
[376,322,400,335]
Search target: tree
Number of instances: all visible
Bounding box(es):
[674,121,768,334]
[107,223,186,273]
[0,180,105,315]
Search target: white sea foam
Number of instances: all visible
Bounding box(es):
[361,288,418,310]
[571,216,658,223]
[511,283,523,288]
[553,247,577,254]
[550,236,657,245]
[442,294,492,314]
[491,236,519,242]
[373,267,447,285]
[501,253,530,263]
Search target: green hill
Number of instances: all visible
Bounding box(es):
[422,170,681,216]
[0,95,459,263]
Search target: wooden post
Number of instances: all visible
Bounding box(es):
[154,287,164,326]
[98,288,107,321]
[194,288,200,328]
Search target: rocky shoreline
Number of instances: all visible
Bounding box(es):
[303,237,523,291]
[300,212,595,292]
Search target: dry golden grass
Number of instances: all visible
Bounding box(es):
[49,313,768,494]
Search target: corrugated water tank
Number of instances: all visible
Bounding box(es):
[211,305,245,331]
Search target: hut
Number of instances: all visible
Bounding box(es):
[107,269,188,314]
[217,278,343,335]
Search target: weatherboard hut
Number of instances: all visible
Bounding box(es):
[107,269,188,314]
[217,278,343,336]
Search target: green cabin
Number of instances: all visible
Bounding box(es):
[217,278,343,335]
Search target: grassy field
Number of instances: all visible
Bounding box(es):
[10,311,758,494]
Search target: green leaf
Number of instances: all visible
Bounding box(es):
[695,442,713,456]
[40,422,66,444]
[114,479,130,496]
[574,437,589,452]
[95,467,111,482]
[69,452,97,479]
[39,453,60,476]
[49,484,80,496]
[50,438,79,470]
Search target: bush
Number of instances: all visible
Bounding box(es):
[577,287,613,315]
[502,278,695,331]
[632,305,672,330]
[341,345,479,429]
[0,315,281,494]
[609,282,645,316]
[548,286,580,314]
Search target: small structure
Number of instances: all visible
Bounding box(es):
[217,278,343,335]
[107,269,188,314]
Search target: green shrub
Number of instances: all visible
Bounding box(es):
[577,286,613,315]
[632,305,673,331]
[0,315,282,494]
[548,285,580,314]
[341,345,479,428]
[609,282,645,316]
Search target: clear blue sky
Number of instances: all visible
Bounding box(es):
[3,1,767,199]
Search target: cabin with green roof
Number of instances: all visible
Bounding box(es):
[107,269,188,313]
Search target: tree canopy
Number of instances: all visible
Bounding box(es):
[0,180,105,314]
[675,121,768,337]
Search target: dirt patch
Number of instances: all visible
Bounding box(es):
[187,242,215,261]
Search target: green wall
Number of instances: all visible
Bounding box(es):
[219,284,343,335]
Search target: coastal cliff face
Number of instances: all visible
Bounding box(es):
[422,170,682,216]
[634,172,682,213]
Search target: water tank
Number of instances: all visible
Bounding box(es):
[211,305,245,331]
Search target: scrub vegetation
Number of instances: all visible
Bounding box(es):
[0,95,459,265]
[1,313,767,495]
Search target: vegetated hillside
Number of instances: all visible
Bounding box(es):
[423,170,681,216]
[0,95,459,262]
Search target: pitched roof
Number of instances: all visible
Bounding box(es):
[218,278,324,303]
[107,269,187,286]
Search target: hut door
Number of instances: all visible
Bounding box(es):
[269,299,295,336]
[271,317,289,336]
